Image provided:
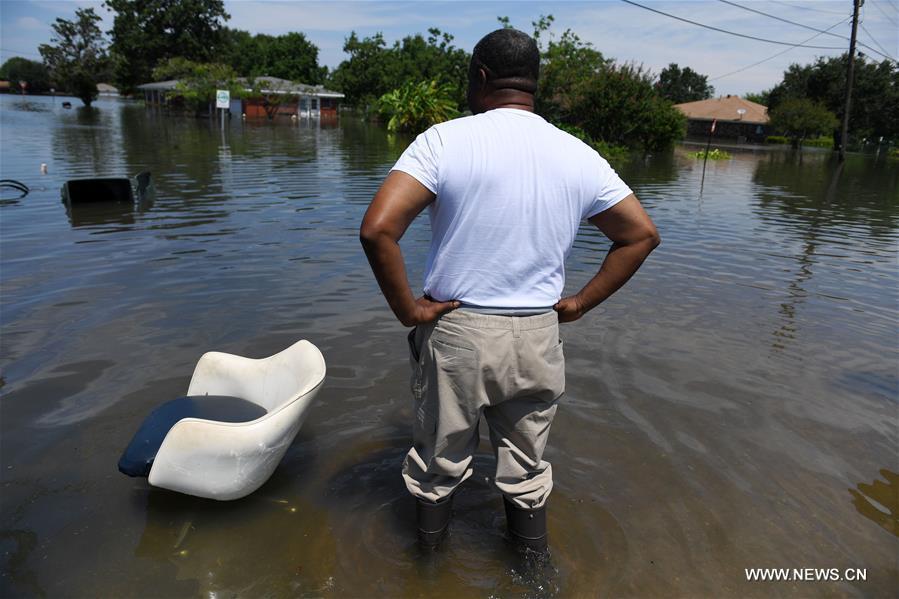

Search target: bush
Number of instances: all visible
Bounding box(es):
[804,136,834,148]
[768,97,839,148]
[688,148,732,160]
[574,63,685,152]
[377,80,458,134]
[766,135,789,145]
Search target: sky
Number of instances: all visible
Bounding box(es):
[0,0,896,96]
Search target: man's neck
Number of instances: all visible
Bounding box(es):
[480,89,535,113]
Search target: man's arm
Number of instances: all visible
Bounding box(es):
[360,171,459,327]
[554,193,660,323]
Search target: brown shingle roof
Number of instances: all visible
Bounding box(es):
[674,95,769,124]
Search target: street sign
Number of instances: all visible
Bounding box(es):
[216,89,230,109]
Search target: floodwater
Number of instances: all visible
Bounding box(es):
[1,95,897,598]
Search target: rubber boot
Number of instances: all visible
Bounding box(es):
[504,497,548,554]
[416,495,453,548]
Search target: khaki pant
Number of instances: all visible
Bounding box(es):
[402,310,564,509]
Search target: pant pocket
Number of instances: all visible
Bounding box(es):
[545,338,566,399]
[408,327,423,400]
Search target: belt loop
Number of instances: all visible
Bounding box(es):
[512,316,521,339]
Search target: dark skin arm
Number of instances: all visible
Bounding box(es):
[360,171,459,327]
[361,173,658,326]
[554,194,661,322]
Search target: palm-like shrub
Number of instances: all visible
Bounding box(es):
[377,80,459,134]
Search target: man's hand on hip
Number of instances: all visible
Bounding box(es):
[553,295,586,323]
[400,296,461,327]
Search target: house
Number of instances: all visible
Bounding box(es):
[96,83,119,97]
[136,76,344,119]
[238,76,343,118]
[674,95,769,142]
[137,80,179,106]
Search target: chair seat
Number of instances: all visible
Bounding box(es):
[118,395,267,477]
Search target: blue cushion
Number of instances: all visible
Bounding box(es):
[118,395,267,477]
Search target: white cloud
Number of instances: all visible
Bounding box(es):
[15,16,46,31]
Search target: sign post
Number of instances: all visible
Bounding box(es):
[700,119,716,194]
[216,89,230,131]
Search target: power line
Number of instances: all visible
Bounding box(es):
[859,22,896,59]
[710,16,851,82]
[859,4,898,61]
[719,0,895,62]
[870,1,898,28]
[718,0,849,40]
[619,0,847,49]
[768,0,850,16]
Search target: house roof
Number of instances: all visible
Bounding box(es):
[137,79,180,91]
[238,76,345,98]
[96,83,119,93]
[137,76,344,98]
[674,95,769,124]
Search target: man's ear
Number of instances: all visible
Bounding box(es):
[478,67,488,87]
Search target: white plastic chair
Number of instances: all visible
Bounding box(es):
[140,340,325,500]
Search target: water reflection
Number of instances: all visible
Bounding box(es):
[748,152,899,359]
[850,469,899,538]
[63,197,155,228]
[51,106,128,178]
[753,151,899,235]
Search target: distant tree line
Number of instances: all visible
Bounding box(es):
[746,54,898,146]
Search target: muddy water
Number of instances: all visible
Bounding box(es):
[1,95,897,598]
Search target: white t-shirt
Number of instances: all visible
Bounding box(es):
[390,108,633,308]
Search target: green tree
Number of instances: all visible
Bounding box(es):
[743,90,771,106]
[105,0,230,94]
[377,80,459,133]
[656,63,714,103]
[0,57,51,93]
[768,98,839,148]
[220,29,326,83]
[767,54,898,143]
[328,32,389,108]
[499,14,682,153]
[329,29,469,110]
[39,8,109,107]
[576,63,685,152]
[536,29,607,123]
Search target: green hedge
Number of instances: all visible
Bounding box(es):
[804,136,834,148]
[766,135,834,148]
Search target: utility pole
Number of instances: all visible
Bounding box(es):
[839,0,861,162]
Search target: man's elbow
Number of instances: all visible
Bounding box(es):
[359,222,376,247]
[647,226,661,250]
[359,220,392,249]
[631,222,660,251]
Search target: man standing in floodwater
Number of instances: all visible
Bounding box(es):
[360,28,660,553]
